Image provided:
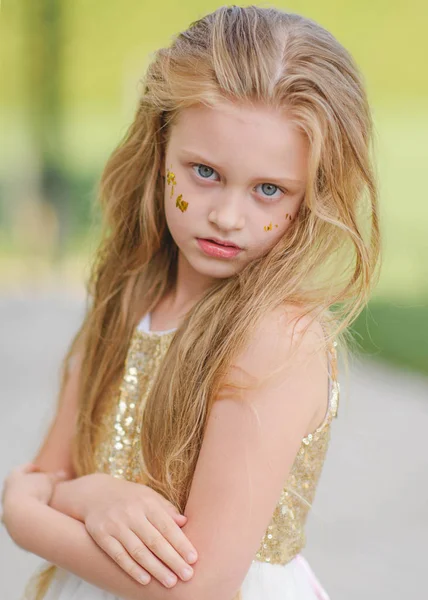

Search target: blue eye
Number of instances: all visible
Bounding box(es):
[256,183,283,200]
[192,163,285,200]
[192,164,219,180]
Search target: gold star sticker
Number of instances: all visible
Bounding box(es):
[166,165,176,186]
[176,194,188,212]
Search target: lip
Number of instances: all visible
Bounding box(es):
[196,237,243,259]
[204,236,242,249]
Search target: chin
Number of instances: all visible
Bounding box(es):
[189,254,241,280]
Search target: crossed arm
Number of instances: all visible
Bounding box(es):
[3,308,327,600]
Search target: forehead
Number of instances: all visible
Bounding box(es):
[167,101,309,181]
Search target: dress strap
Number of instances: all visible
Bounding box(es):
[319,320,340,420]
[327,340,340,418]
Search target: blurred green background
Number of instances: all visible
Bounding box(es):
[1,1,427,374]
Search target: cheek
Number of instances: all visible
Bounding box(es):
[258,227,286,251]
[258,197,303,238]
[165,191,184,237]
[165,172,209,225]
[248,212,282,240]
[164,178,198,244]
[165,167,189,213]
[247,209,295,255]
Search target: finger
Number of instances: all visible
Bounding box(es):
[132,517,195,581]
[173,513,187,524]
[153,499,188,526]
[12,463,41,475]
[147,511,197,564]
[158,498,186,519]
[44,471,68,486]
[95,534,152,586]
[53,470,70,481]
[121,529,180,589]
[6,464,38,484]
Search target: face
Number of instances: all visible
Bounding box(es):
[161,100,309,284]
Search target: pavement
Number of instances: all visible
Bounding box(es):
[0,289,427,599]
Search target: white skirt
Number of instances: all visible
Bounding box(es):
[42,554,329,600]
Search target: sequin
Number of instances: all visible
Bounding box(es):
[93,326,340,566]
[93,329,175,483]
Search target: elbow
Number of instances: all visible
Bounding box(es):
[161,574,238,600]
[1,495,35,554]
[129,575,231,600]
[126,550,242,600]
[2,513,27,551]
[2,502,18,546]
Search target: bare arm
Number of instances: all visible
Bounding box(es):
[3,334,196,594]
[48,476,84,520]
[4,493,189,600]
[172,307,328,600]
[5,306,327,600]
[32,350,83,477]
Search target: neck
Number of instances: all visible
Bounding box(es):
[153,251,218,326]
[171,250,218,312]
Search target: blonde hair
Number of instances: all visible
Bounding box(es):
[28,6,380,599]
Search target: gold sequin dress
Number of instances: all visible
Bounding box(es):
[39,312,339,600]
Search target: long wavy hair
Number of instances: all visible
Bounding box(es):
[28,5,380,599]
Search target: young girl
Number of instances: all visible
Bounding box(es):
[2,5,380,600]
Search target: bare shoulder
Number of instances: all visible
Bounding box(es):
[231,303,326,380]
[260,302,325,342]
[224,303,328,435]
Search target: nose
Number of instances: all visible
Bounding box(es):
[208,189,246,231]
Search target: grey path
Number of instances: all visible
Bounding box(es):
[0,290,427,599]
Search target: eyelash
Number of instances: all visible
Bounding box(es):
[190,163,287,200]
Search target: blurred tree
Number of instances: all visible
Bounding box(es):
[21,0,70,260]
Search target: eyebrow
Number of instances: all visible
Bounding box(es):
[179,149,304,187]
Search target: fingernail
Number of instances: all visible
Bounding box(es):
[187,551,197,562]
[139,574,150,585]
[181,567,193,580]
[165,574,177,587]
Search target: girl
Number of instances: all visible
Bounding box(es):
[2,5,380,600]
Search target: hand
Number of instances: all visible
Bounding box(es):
[75,473,198,588]
[1,462,68,525]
